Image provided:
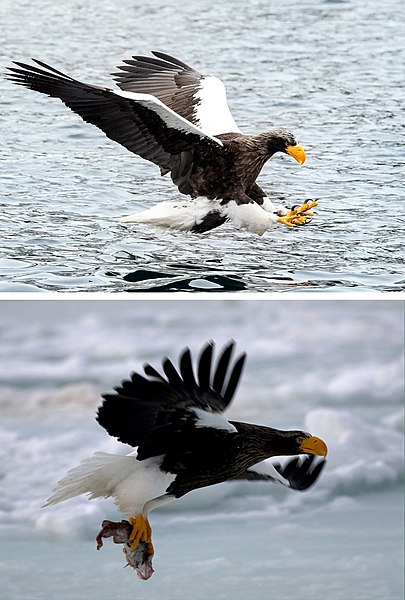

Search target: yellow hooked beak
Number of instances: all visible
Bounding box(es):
[286,145,306,165]
[299,435,328,457]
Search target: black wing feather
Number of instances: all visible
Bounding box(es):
[162,357,185,391]
[5,59,216,179]
[112,51,204,126]
[179,347,198,392]
[197,342,214,392]
[143,363,165,381]
[234,455,326,491]
[96,341,245,458]
[223,353,247,405]
[212,341,234,395]
[272,454,327,491]
[151,51,195,70]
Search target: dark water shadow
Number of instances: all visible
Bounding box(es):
[124,273,248,292]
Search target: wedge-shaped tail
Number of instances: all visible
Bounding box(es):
[43,452,137,507]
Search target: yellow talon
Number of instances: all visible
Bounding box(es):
[129,514,153,552]
[291,200,318,214]
[277,215,297,227]
[278,200,318,227]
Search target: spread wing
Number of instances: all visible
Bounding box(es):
[6,59,222,182]
[97,341,246,460]
[112,51,241,137]
[233,454,327,491]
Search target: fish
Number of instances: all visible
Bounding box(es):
[96,519,154,580]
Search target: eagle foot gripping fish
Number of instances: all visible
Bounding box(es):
[96,519,154,580]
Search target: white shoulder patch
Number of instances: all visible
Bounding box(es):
[194,408,237,433]
[113,89,223,146]
[194,76,241,137]
[247,460,290,486]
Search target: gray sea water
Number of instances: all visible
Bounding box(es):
[0,300,404,599]
[1,0,404,292]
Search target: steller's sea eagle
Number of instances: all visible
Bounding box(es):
[43,341,327,579]
[6,52,317,235]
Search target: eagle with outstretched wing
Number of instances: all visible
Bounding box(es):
[6,52,316,234]
[43,341,327,579]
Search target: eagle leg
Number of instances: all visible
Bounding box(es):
[128,514,154,555]
[277,200,318,227]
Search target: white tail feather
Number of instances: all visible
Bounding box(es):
[42,452,137,507]
[120,198,216,231]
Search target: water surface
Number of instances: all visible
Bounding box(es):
[1,0,404,292]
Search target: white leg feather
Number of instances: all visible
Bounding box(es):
[261,196,288,216]
[222,201,275,235]
[120,196,285,235]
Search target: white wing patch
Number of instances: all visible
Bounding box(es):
[114,89,223,146]
[194,408,237,433]
[246,459,291,487]
[194,76,241,136]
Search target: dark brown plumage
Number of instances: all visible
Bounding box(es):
[6,52,308,234]
[112,51,206,126]
[97,341,327,499]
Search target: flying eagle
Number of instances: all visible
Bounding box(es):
[43,341,327,579]
[6,52,317,235]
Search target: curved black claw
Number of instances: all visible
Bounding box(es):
[272,454,326,491]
